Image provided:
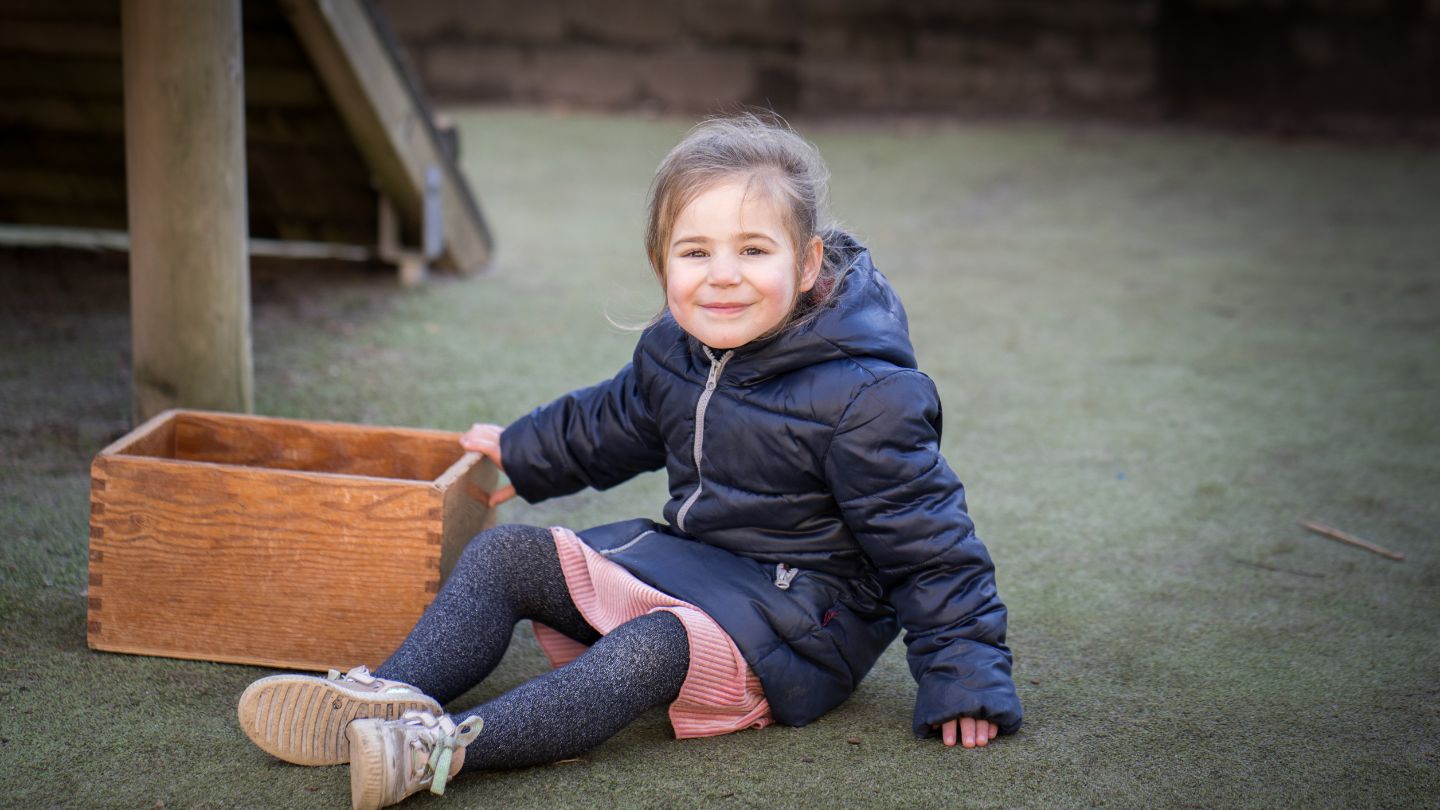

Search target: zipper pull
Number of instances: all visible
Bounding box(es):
[774,563,800,590]
[704,350,725,391]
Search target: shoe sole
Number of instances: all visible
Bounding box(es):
[347,720,392,810]
[237,674,441,766]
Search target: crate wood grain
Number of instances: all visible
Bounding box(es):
[88,409,497,671]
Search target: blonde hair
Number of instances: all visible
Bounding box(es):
[643,112,851,337]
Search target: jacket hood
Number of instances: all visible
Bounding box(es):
[676,231,917,383]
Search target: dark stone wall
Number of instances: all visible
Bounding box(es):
[1158,0,1440,135]
[376,0,1440,134]
[377,0,1160,117]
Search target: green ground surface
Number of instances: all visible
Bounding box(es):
[1,109,1437,808]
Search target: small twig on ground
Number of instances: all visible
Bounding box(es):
[1298,519,1406,562]
[1228,556,1326,578]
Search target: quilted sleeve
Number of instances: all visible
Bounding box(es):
[500,358,665,504]
[823,369,1023,736]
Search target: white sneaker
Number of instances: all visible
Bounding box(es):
[237,666,442,766]
[348,710,482,810]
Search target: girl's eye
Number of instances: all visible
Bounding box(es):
[741,246,767,256]
[680,249,708,258]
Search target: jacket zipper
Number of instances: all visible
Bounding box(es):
[774,563,800,590]
[675,347,733,534]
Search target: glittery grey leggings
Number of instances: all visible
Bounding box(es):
[373,524,690,771]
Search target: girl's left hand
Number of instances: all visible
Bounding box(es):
[459,423,516,507]
[933,717,998,748]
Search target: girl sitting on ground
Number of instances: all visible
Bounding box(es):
[238,113,1023,810]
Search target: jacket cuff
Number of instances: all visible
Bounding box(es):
[498,414,551,504]
[911,668,1024,738]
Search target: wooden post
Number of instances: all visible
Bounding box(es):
[123,0,253,423]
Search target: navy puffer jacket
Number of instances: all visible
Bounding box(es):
[501,233,1022,736]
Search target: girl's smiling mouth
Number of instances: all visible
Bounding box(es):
[701,303,750,315]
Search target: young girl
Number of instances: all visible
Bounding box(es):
[237,114,1022,809]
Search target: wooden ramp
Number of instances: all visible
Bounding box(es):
[0,0,493,278]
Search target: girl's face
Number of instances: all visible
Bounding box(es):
[665,178,821,350]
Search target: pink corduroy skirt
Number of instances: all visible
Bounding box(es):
[530,526,773,739]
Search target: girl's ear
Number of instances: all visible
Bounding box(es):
[798,235,823,293]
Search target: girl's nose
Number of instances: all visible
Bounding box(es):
[707,254,741,285]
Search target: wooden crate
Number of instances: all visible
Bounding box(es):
[87,409,497,671]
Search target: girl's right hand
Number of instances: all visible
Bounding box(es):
[934,717,999,749]
[459,423,516,507]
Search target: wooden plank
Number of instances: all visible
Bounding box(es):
[0,0,119,23]
[0,60,330,108]
[0,225,379,262]
[241,0,294,28]
[0,20,121,59]
[242,29,315,68]
[139,410,471,452]
[248,237,372,260]
[247,206,376,239]
[250,215,376,247]
[0,167,126,206]
[247,198,375,229]
[245,107,353,146]
[0,98,127,136]
[100,407,177,459]
[278,0,493,273]
[168,410,464,483]
[246,190,376,223]
[250,211,377,242]
[261,218,374,245]
[0,56,124,99]
[438,453,499,582]
[0,200,126,230]
[0,131,126,170]
[245,64,329,108]
[247,146,373,215]
[251,220,372,246]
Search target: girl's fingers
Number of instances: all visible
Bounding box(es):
[941,719,957,746]
[460,424,505,464]
[463,441,498,459]
[460,440,498,464]
[973,720,991,747]
[935,717,997,749]
[460,425,511,506]
[460,429,496,447]
[487,484,516,508]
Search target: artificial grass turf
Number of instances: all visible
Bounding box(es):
[1,108,1437,807]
